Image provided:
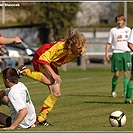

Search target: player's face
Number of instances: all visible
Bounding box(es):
[117,18,125,28]
[71,44,82,55]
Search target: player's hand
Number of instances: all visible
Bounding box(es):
[105,54,110,61]
[14,36,22,44]
[53,74,62,84]
[2,127,14,130]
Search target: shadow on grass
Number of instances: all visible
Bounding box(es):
[66,94,125,104]
[84,101,124,104]
[67,94,112,98]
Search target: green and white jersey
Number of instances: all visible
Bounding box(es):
[128,29,133,44]
[107,26,131,53]
[5,82,36,128]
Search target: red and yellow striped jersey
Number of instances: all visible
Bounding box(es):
[34,40,85,68]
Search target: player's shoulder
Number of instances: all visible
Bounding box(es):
[124,26,131,30]
[111,26,118,30]
[109,27,117,33]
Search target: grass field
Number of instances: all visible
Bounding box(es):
[0,66,132,132]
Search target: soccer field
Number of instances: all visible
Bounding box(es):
[0,67,132,132]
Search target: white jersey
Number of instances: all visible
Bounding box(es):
[107,26,131,53]
[5,82,36,128]
[128,29,133,44]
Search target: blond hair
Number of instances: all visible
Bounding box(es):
[115,14,126,22]
[65,28,88,48]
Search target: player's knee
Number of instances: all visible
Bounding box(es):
[114,75,119,78]
[125,71,130,77]
[53,93,61,98]
[114,71,120,78]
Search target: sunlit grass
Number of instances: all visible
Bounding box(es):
[0,67,132,131]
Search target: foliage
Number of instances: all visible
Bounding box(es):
[116,2,133,27]
[3,2,133,42]
[9,2,80,40]
[77,2,133,28]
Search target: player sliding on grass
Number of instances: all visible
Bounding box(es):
[17,28,88,126]
[0,67,36,130]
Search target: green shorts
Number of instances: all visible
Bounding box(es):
[111,52,131,72]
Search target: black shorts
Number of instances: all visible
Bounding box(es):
[6,117,12,127]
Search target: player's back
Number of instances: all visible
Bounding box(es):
[35,40,65,57]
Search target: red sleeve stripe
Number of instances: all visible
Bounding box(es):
[37,60,50,66]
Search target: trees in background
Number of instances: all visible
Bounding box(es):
[8,2,79,43]
[76,2,118,27]
[1,2,133,43]
[116,2,133,27]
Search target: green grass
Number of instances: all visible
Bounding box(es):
[0,67,133,131]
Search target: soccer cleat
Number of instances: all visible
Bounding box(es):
[125,100,132,104]
[38,120,53,126]
[111,92,117,98]
[17,65,27,78]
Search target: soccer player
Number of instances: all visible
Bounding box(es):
[125,28,133,104]
[0,67,36,130]
[105,14,131,98]
[17,28,88,126]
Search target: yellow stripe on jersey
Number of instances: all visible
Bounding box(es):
[39,41,85,68]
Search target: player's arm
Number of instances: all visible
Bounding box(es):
[128,42,133,51]
[0,36,22,45]
[105,28,113,61]
[0,90,6,98]
[128,29,133,51]
[3,108,28,130]
[105,43,111,61]
[0,90,6,106]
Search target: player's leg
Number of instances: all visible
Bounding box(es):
[1,96,8,105]
[112,71,119,98]
[0,90,5,99]
[0,112,11,126]
[125,77,133,104]
[125,54,133,104]
[0,94,11,126]
[123,71,130,97]
[17,65,55,85]
[0,91,8,106]
[111,53,122,98]
[36,83,61,126]
[123,52,131,97]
